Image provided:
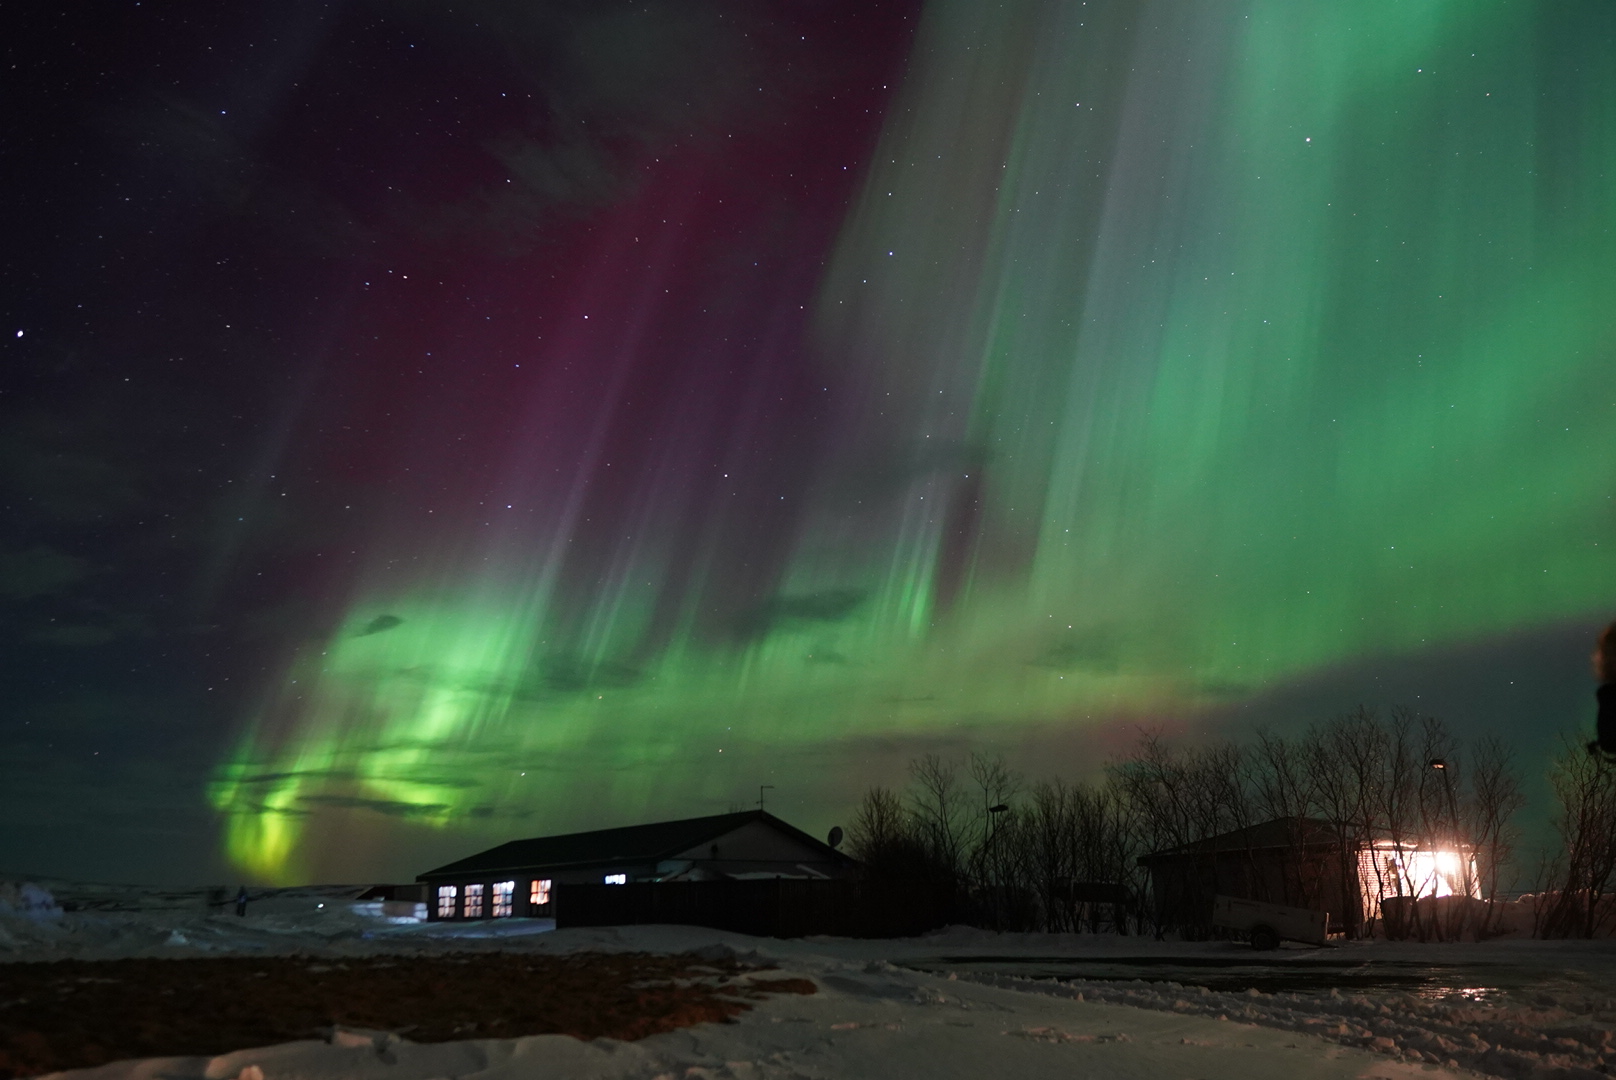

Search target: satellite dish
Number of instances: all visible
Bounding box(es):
[827,825,844,850]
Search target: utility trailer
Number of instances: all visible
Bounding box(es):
[1212,895,1329,950]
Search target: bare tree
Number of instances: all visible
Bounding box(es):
[1108,732,1259,936]
[1083,774,1144,933]
[848,786,910,865]
[1020,775,1140,933]
[1249,727,1318,823]
[1538,739,1616,938]
[907,754,971,884]
[1466,736,1525,936]
[1111,732,1247,853]
[851,710,1525,939]
[1247,727,1331,914]
[1025,779,1076,931]
[1304,713,1380,937]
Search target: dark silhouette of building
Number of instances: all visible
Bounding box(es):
[417,810,856,922]
[1139,817,1478,938]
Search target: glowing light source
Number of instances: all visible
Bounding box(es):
[1380,847,1479,900]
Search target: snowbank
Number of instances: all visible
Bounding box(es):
[0,883,61,922]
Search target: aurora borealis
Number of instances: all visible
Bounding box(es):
[3,1,1614,885]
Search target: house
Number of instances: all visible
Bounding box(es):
[1138,817,1479,937]
[417,809,857,921]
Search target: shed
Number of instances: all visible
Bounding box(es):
[1138,817,1478,937]
[417,809,856,920]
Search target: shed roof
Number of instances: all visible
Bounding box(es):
[1137,817,1350,865]
[417,809,851,881]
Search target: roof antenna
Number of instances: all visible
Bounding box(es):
[758,784,775,811]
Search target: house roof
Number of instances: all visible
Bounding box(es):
[416,809,852,881]
[1137,817,1350,865]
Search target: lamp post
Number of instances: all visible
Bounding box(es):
[988,803,1009,857]
[1427,760,1460,841]
[1426,758,1468,901]
[987,803,1009,930]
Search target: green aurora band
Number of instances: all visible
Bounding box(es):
[213,0,1616,882]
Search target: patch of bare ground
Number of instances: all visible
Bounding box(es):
[0,951,816,1078]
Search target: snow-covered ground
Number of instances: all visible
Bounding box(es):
[52,958,1457,1080]
[8,880,1616,1080]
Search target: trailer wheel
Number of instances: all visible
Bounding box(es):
[1249,924,1280,951]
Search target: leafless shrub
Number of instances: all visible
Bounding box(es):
[1537,739,1616,938]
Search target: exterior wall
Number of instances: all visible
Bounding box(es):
[1146,841,1485,938]
[1145,846,1366,936]
[556,878,950,938]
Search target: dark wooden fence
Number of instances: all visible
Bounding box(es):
[554,878,953,938]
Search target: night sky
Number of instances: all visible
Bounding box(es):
[4,1,1614,886]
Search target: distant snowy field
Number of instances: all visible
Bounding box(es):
[7,880,1616,1080]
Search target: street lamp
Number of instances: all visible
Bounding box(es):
[987,804,1010,931]
[1426,758,1466,898]
[987,803,1009,850]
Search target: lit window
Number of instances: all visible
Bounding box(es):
[530,878,552,906]
[1376,846,1480,900]
[464,882,485,917]
[604,873,627,885]
[436,885,457,919]
[1394,849,1476,899]
[492,880,515,917]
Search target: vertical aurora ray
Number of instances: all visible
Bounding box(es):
[214,1,1616,881]
[795,0,1616,698]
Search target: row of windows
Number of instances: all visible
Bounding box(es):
[435,873,627,918]
[437,879,551,919]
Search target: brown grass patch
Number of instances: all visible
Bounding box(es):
[0,951,815,1078]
